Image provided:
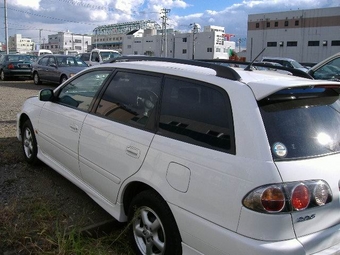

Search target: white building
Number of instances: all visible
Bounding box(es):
[8,34,34,53]
[123,25,235,60]
[247,7,340,63]
[41,31,92,54]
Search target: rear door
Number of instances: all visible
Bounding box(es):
[79,70,162,203]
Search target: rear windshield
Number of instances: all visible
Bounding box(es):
[259,86,340,161]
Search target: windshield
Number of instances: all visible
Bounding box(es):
[290,60,304,68]
[100,51,121,61]
[260,87,340,160]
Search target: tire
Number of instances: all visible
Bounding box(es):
[60,75,67,84]
[21,119,39,164]
[0,70,6,81]
[33,72,42,85]
[128,190,182,255]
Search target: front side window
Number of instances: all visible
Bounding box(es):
[260,87,340,160]
[57,70,111,111]
[158,77,235,154]
[95,71,162,130]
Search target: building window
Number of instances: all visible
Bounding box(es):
[274,21,278,27]
[182,49,187,54]
[323,40,328,46]
[295,20,299,26]
[308,41,320,46]
[256,23,259,28]
[331,40,340,46]
[284,20,289,27]
[279,41,284,47]
[287,41,297,47]
[267,42,277,47]
[216,48,221,52]
[266,22,270,28]
[183,38,187,43]
[207,48,212,52]
[127,45,131,49]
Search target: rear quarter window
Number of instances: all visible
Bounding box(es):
[158,76,235,154]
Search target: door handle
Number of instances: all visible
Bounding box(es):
[126,146,140,158]
[69,124,78,132]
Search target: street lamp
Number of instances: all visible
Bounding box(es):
[190,23,200,60]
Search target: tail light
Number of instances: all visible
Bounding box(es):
[7,63,15,69]
[243,180,332,213]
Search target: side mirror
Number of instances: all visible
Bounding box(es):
[39,89,54,101]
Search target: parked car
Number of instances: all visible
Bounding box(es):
[261,56,309,72]
[32,54,88,85]
[0,54,33,81]
[84,49,121,66]
[17,56,340,255]
[308,52,340,82]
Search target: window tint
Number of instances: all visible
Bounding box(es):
[159,77,235,154]
[57,70,111,111]
[95,71,162,129]
[260,88,340,160]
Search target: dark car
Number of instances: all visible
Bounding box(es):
[308,52,340,82]
[32,54,88,85]
[0,54,33,81]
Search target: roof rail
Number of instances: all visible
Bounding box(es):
[197,59,313,80]
[110,56,241,81]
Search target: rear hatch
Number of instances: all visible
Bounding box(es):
[259,85,340,253]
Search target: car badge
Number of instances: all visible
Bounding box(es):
[272,142,287,158]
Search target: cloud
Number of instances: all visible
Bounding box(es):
[10,0,41,10]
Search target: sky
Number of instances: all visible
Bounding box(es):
[1,0,339,45]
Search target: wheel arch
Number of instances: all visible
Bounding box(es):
[18,113,30,139]
[122,181,161,216]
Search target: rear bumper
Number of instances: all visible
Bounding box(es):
[170,204,340,255]
[4,69,32,78]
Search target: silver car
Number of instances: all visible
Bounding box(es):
[32,54,88,85]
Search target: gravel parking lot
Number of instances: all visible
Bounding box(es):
[0,81,123,254]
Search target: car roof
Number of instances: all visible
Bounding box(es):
[92,57,340,100]
[262,57,296,61]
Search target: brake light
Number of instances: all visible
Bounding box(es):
[291,184,310,210]
[243,180,332,213]
[7,63,15,69]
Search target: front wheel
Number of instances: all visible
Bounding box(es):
[21,119,39,164]
[128,190,182,255]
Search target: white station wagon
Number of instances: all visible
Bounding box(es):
[17,57,340,255]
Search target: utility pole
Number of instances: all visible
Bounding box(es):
[190,23,199,60]
[4,0,9,53]
[39,29,42,50]
[160,8,170,57]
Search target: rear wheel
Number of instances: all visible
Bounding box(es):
[128,190,182,255]
[33,72,42,85]
[21,119,39,164]
[0,70,6,81]
[60,75,67,84]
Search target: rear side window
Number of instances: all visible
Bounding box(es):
[260,87,340,160]
[158,77,235,154]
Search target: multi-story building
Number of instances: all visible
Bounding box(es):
[247,7,340,63]
[8,34,35,53]
[92,20,161,51]
[41,31,92,54]
[123,25,235,60]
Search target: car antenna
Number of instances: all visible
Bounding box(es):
[244,47,266,71]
